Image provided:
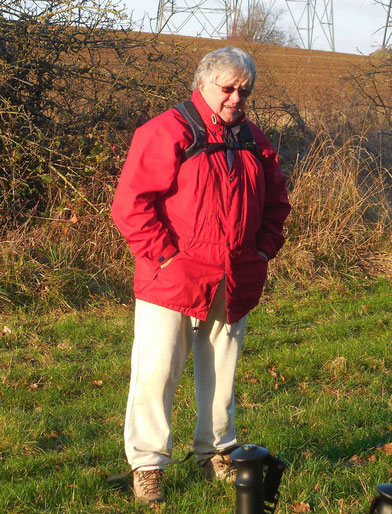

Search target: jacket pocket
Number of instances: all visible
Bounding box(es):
[152,250,182,280]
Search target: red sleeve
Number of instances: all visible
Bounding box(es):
[248,121,291,260]
[111,110,191,264]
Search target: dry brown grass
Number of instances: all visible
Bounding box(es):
[270,132,392,283]
[2,128,391,311]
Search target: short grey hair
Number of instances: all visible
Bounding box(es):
[192,46,257,91]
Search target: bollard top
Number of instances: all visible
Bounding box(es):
[377,483,392,501]
[231,444,270,463]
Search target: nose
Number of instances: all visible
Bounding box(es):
[230,89,242,103]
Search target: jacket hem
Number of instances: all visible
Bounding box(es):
[135,293,256,325]
[134,293,209,321]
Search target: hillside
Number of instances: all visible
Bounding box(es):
[134,32,368,105]
[115,31,377,137]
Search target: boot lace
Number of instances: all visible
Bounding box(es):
[137,469,164,495]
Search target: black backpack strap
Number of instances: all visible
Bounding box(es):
[174,100,263,162]
[174,100,207,160]
[174,100,237,159]
[238,121,263,162]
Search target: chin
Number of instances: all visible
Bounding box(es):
[224,115,240,124]
[221,111,240,123]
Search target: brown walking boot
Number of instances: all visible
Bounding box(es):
[132,468,165,504]
[202,453,237,483]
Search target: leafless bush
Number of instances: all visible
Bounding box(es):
[0,0,193,231]
[348,52,392,128]
[231,0,297,47]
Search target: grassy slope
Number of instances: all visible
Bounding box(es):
[1,278,392,513]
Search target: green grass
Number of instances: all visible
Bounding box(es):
[1,278,392,513]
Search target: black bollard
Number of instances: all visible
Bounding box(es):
[369,484,392,513]
[231,444,285,514]
[231,444,269,514]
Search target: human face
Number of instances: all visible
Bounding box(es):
[199,73,252,125]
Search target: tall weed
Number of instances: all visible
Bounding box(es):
[271,132,392,283]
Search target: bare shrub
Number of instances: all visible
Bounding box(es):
[0,1,196,310]
[231,1,297,47]
[0,0,193,231]
[348,52,392,129]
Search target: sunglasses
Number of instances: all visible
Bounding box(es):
[213,82,252,98]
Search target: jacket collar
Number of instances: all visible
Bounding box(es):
[191,89,245,131]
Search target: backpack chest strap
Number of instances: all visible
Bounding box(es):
[174,100,262,162]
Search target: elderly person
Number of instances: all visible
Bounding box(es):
[111,46,290,505]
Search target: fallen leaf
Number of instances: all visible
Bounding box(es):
[2,325,11,335]
[268,368,277,378]
[291,502,311,512]
[383,443,392,454]
[368,454,376,462]
[302,451,315,458]
[71,214,78,224]
[348,455,367,466]
[376,442,392,454]
[244,370,258,383]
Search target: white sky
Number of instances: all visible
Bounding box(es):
[123,0,390,55]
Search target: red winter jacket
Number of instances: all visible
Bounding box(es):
[112,90,291,323]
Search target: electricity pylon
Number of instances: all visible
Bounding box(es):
[285,0,335,51]
[381,0,392,48]
[155,0,242,39]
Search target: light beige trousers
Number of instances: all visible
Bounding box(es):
[124,278,248,471]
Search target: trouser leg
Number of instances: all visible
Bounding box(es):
[193,279,248,465]
[124,299,193,470]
